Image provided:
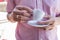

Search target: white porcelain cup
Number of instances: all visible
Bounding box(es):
[33,9,45,21]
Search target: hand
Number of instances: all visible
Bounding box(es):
[7,12,16,22]
[37,16,55,30]
[13,5,33,22]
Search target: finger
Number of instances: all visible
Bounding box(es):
[16,6,33,13]
[37,21,48,25]
[20,15,30,21]
[37,24,54,30]
[13,8,25,14]
[20,10,31,17]
[48,19,55,25]
[22,12,31,17]
[20,10,27,13]
[16,15,21,21]
[44,15,50,18]
[42,15,50,21]
[13,8,22,15]
[37,18,55,25]
[45,24,54,30]
[14,10,32,17]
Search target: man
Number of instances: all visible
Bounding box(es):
[7,0,58,40]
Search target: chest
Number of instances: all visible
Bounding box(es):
[14,0,42,9]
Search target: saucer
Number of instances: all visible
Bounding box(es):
[28,20,49,27]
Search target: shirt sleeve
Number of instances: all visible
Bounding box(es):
[7,0,16,14]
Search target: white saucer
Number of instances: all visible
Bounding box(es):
[28,20,49,27]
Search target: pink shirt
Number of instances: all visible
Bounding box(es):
[7,0,58,40]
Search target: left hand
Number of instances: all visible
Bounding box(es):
[37,16,55,30]
[13,5,33,22]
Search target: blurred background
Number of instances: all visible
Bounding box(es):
[0,0,16,40]
[0,0,60,40]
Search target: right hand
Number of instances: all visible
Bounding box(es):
[37,15,55,30]
[7,5,33,22]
